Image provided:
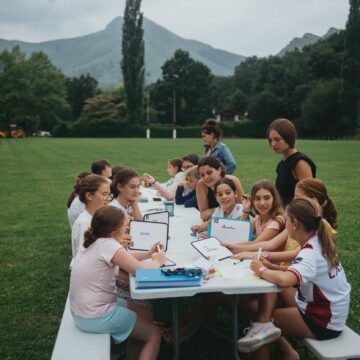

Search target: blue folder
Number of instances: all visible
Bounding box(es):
[135,268,201,289]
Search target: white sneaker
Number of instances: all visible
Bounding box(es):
[237,322,281,353]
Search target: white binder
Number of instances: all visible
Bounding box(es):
[208,217,252,244]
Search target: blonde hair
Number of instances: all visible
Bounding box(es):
[286,197,339,270]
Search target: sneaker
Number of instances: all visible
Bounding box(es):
[237,322,281,353]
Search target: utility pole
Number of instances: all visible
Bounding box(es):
[146,90,150,139]
[172,89,177,139]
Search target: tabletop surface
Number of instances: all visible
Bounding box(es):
[130,188,280,300]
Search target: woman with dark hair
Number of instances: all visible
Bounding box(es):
[201,119,237,174]
[267,118,316,206]
[196,156,244,221]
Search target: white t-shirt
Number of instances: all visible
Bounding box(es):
[70,237,122,318]
[288,235,351,331]
[212,203,243,219]
[162,171,184,190]
[67,196,85,228]
[71,210,92,258]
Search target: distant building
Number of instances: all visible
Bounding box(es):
[214,108,240,122]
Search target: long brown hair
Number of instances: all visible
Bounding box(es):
[286,197,339,269]
[267,118,297,148]
[250,179,285,230]
[83,206,125,248]
[296,178,338,229]
[111,168,139,198]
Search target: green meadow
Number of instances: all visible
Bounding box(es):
[0,138,359,359]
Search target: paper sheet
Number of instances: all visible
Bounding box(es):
[217,264,255,279]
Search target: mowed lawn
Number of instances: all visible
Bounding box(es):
[0,137,359,360]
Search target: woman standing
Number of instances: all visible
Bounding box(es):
[267,118,316,206]
[201,119,237,174]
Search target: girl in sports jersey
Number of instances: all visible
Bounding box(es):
[190,178,243,234]
[109,168,143,220]
[223,180,285,252]
[244,198,351,359]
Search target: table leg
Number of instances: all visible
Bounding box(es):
[232,295,240,360]
[172,298,179,360]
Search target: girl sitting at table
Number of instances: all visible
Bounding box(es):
[196,156,244,221]
[109,168,143,220]
[71,174,112,259]
[175,166,200,208]
[191,177,243,234]
[143,159,184,201]
[241,198,351,359]
[227,178,338,267]
[222,179,285,251]
[70,206,166,360]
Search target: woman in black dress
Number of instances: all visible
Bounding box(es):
[267,118,316,206]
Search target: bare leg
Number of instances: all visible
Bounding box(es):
[129,315,162,360]
[126,302,156,360]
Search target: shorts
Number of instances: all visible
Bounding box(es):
[298,309,342,340]
[72,298,137,344]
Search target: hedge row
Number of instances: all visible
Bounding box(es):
[53,117,268,138]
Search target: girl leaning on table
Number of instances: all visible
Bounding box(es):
[238,197,350,359]
[191,177,244,234]
[196,156,244,221]
[70,206,166,360]
[109,167,143,221]
[143,158,184,201]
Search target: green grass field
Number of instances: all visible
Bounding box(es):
[0,138,359,360]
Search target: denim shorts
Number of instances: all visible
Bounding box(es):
[72,298,137,344]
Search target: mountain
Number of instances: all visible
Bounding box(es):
[277,27,341,56]
[0,17,245,88]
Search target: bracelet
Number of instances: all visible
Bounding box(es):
[258,266,267,278]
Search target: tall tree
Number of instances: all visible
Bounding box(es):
[66,74,98,118]
[342,0,360,134]
[121,0,145,123]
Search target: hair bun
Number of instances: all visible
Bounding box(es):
[205,119,217,126]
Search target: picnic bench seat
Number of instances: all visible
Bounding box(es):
[303,326,360,360]
[51,293,110,360]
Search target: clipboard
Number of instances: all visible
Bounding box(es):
[129,220,169,251]
[143,211,169,225]
[208,217,252,244]
[191,236,233,261]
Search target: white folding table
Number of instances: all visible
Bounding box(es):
[131,196,280,359]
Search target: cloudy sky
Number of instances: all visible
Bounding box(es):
[0,0,349,56]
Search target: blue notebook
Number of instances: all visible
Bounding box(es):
[135,269,202,289]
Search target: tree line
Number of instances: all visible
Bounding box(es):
[0,0,359,138]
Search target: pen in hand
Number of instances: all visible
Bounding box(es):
[257,247,262,260]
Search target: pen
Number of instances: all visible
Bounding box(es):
[196,232,200,239]
[157,244,161,253]
[257,247,262,260]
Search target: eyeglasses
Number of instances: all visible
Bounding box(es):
[95,192,114,201]
[161,267,202,277]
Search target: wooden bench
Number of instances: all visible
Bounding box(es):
[51,294,110,360]
[303,326,360,360]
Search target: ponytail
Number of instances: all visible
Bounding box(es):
[318,218,339,269]
[287,197,339,270]
[83,227,97,248]
[322,197,338,230]
[83,207,125,248]
[67,171,91,208]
